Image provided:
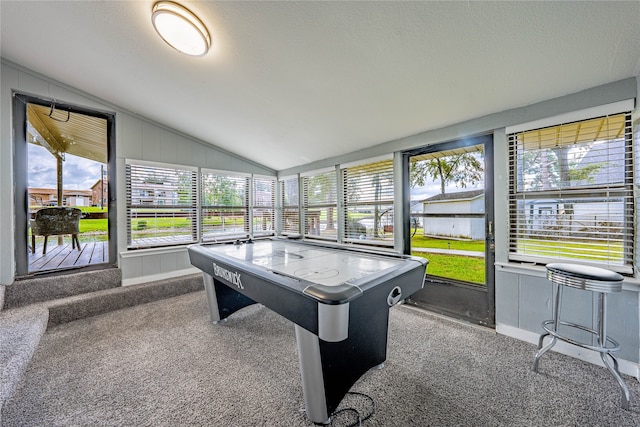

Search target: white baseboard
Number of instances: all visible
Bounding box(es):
[496,323,640,382]
[122,267,201,287]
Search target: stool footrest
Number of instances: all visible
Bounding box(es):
[541,319,620,353]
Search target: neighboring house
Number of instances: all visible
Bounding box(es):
[130,183,179,206]
[91,177,109,207]
[522,199,624,237]
[422,189,484,240]
[520,138,626,236]
[29,188,93,207]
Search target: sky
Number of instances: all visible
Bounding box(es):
[28,143,105,190]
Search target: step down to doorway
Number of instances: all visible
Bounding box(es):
[0,304,49,419]
[44,273,204,326]
[3,268,122,309]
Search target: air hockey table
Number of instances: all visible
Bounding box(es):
[188,238,427,424]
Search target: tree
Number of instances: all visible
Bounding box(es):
[202,175,244,207]
[521,145,604,232]
[306,172,336,230]
[410,152,484,194]
[520,145,604,192]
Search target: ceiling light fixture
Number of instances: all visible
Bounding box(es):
[151,1,211,56]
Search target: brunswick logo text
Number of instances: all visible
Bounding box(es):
[213,263,243,289]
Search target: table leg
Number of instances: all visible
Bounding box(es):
[202,273,256,324]
[295,325,330,424]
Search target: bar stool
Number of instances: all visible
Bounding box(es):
[532,263,631,410]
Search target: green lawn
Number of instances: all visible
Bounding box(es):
[71,215,248,235]
[411,234,484,252]
[515,238,623,262]
[79,219,108,233]
[411,252,485,285]
[410,231,485,284]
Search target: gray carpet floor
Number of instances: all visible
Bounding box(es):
[3,291,640,426]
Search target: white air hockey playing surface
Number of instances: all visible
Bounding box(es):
[204,239,405,287]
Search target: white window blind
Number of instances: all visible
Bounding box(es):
[303,169,338,241]
[200,171,249,241]
[126,162,197,249]
[508,112,634,274]
[342,159,394,246]
[280,176,300,235]
[252,176,275,237]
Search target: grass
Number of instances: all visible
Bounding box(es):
[66,215,250,235]
[515,238,623,262]
[411,252,485,285]
[410,235,484,252]
[79,219,108,233]
[410,230,485,284]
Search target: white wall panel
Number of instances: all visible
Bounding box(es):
[518,275,552,335]
[141,121,162,161]
[119,255,142,281]
[159,129,178,164]
[17,70,48,96]
[117,112,143,159]
[142,255,161,278]
[495,270,519,326]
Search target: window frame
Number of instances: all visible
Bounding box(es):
[507,111,634,274]
[279,175,301,236]
[302,168,339,242]
[200,169,251,242]
[126,159,198,249]
[252,174,276,237]
[340,156,395,248]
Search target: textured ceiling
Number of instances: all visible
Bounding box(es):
[2,1,639,171]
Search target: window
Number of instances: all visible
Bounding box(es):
[252,175,276,237]
[341,158,394,246]
[280,176,300,235]
[508,112,633,274]
[126,160,197,249]
[303,169,338,241]
[201,170,249,241]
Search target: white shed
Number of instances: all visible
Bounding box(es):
[422,190,484,240]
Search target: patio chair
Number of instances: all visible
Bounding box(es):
[30,207,82,255]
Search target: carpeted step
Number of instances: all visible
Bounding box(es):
[0,304,49,421]
[45,273,203,326]
[3,268,122,309]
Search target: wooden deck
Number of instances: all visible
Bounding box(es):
[29,239,108,273]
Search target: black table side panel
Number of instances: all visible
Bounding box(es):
[212,280,257,319]
[318,264,426,416]
[190,248,319,334]
[319,282,392,415]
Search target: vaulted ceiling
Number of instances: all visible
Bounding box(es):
[2,1,639,171]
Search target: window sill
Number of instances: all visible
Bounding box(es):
[495,261,640,292]
[120,245,190,258]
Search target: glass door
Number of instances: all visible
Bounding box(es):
[13,93,116,276]
[404,135,495,326]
